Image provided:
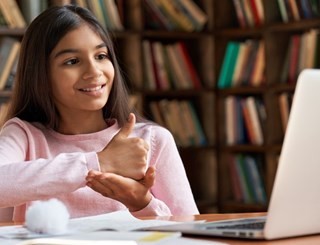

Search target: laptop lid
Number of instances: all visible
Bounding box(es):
[264,69,320,239]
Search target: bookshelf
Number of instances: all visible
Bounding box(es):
[0,0,320,213]
[215,0,320,213]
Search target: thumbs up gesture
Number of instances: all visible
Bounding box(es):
[97,113,149,180]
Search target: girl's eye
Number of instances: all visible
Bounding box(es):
[65,58,79,65]
[96,53,110,60]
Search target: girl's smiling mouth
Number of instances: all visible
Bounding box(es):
[79,84,106,92]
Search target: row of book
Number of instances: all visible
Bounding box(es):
[277,0,320,22]
[225,96,266,146]
[73,0,124,31]
[0,37,20,91]
[144,0,207,31]
[280,29,320,85]
[0,0,27,28]
[278,92,293,135]
[0,0,124,31]
[142,40,202,90]
[217,39,265,89]
[228,154,267,204]
[149,99,207,147]
[0,0,206,32]
[232,0,265,28]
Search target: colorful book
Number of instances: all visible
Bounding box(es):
[217,42,240,89]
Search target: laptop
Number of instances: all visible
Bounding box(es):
[145,69,320,240]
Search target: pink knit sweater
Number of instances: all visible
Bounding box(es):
[0,118,199,222]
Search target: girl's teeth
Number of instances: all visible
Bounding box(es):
[81,85,102,92]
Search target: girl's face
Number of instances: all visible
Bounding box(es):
[49,24,114,118]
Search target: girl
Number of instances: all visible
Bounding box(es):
[0,5,199,222]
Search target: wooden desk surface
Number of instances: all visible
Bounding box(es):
[144,212,320,244]
[2,213,320,244]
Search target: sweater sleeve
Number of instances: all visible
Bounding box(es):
[0,120,100,207]
[133,125,199,216]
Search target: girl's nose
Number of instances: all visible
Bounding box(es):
[82,60,103,80]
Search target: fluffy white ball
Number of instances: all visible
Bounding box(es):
[25,198,70,234]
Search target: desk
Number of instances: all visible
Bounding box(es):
[144,212,320,244]
[2,213,320,244]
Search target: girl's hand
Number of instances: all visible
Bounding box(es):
[86,166,156,212]
[97,113,149,180]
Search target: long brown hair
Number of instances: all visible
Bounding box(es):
[7,5,139,129]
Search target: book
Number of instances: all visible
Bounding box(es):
[249,0,262,26]
[246,96,264,145]
[169,100,190,146]
[186,101,207,145]
[174,0,208,31]
[225,96,237,145]
[235,154,254,203]
[284,0,295,21]
[104,0,124,31]
[228,155,243,201]
[158,99,182,145]
[0,101,10,127]
[254,0,265,24]
[243,155,267,204]
[179,100,198,145]
[0,0,16,27]
[1,0,26,28]
[172,42,195,89]
[19,0,43,24]
[0,38,21,90]
[87,0,106,28]
[177,42,202,89]
[217,42,240,89]
[250,40,265,86]
[241,0,255,27]
[240,98,255,144]
[243,40,260,85]
[288,0,301,20]
[144,0,174,30]
[299,0,314,18]
[99,0,114,29]
[149,101,166,126]
[278,92,291,133]
[309,0,320,16]
[155,0,194,31]
[280,35,294,83]
[235,97,247,144]
[151,42,171,90]
[232,0,247,28]
[161,45,176,89]
[142,40,157,90]
[232,42,246,86]
[233,40,253,86]
[278,0,289,22]
[165,44,191,89]
[288,34,301,84]
[304,29,318,69]
[5,53,19,90]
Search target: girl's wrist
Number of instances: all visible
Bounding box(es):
[128,192,152,212]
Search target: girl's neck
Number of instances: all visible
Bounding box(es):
[57,113,108,135]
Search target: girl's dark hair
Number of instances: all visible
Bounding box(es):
[7,5,139,129]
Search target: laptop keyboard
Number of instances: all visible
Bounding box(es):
[207,221,266,230]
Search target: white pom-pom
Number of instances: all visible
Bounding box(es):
[25,198,70,235]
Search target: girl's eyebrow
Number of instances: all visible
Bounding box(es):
[53,43,107,58]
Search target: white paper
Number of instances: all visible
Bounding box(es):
[0,210,227,245]
[68,210,181,232]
